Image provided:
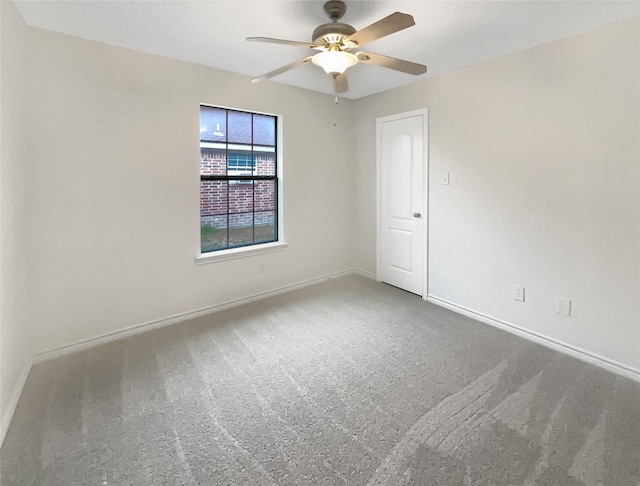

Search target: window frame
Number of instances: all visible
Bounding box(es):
[196,105,287,264]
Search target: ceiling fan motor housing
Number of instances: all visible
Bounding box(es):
[312,22,357,48]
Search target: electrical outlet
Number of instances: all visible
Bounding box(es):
[258,262,266,273]
[556,298,571,316]
[513,285,525,302]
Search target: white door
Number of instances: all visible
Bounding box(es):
[377,111,426,296]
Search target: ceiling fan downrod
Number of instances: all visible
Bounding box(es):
[323,1,347,22]
[312,2,356,48]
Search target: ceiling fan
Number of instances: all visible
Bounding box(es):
[246,0,427,95]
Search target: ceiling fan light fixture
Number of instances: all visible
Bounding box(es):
[312,50,357,75]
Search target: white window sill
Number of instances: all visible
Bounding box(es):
[195,241,288,265]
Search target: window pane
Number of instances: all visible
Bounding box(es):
[227,111,252,144]
[200,180,228,216]
[254,211,276,243]
[201,215,228,253]
[229,182,253,214]
[229,213,254,248]
[253,114,275,146]
[255,153,275,176]
[254,180,275,211]
[200,106,226,142]
[200,148,226,175]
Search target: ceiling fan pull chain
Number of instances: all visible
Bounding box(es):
[332,75,338,127]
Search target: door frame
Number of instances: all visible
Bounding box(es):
[376,108,429,300]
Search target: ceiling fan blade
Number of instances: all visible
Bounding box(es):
[344,12,415,48]
[335,73,349,93]
[246,37,322,50]
[356,51,427,76]
[251,56,314,83]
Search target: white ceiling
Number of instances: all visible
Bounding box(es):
[14,1,640,99]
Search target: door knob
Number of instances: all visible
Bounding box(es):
[413,212,421,218]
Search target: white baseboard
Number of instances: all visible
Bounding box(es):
[354,268,376,280]
[1,359,32,446]
[33,269,357,364]
[427,294,640,384]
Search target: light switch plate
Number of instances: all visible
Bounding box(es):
[442,172,450,185]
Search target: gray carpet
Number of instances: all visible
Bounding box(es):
[1,275,638,485]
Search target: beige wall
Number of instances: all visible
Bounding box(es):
[21,26,357,356]
[1,0,32,439]
[354,16,640,372]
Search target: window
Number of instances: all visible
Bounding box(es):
[227,151,256,172]
[200,106,278,254]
